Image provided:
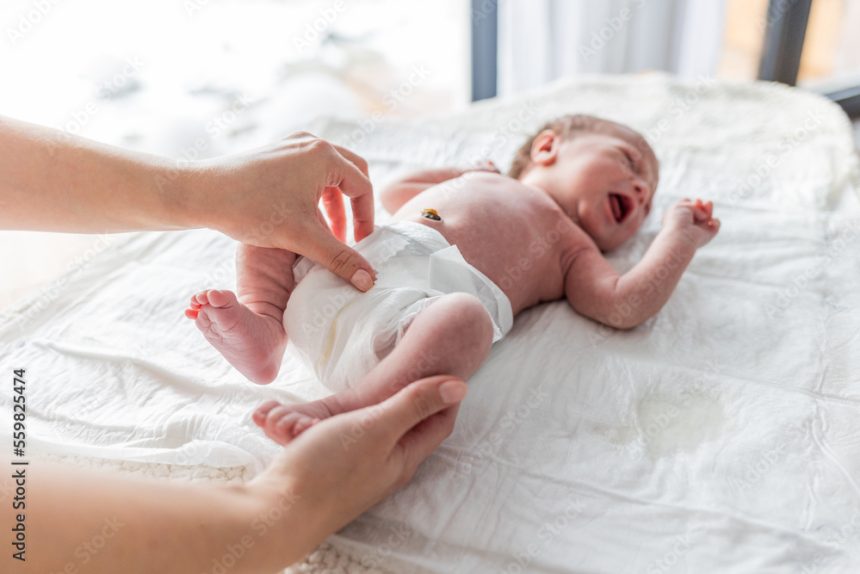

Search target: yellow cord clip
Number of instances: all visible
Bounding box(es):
[421,208,442,221]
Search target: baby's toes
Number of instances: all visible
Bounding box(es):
[272,412,308,442]
[252,400,281,428]
[194,308,213,332]
[202,307,239,333]
[261,404,293,442]
[292,415,320,436]
[206,289,238,309]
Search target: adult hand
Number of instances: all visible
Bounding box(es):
[191,132,378,291]
[250,376,467,557]
[0,119,379,291]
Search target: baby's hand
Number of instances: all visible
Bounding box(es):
[466,159,500,174]
[663,198,720,248]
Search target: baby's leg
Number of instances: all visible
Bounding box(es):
[254,292,494,443]
[186,245,296,384]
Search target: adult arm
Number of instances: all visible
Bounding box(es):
[0,116,376,289]
[2,376,466,573]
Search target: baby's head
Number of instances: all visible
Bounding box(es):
[510,114,659,251]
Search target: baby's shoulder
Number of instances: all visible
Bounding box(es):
[455,171,548,201]
[556,220,602,266]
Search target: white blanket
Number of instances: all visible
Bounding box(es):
[2,74,859,573]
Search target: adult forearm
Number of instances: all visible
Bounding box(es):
[2,460,323,574]
[0,116,195,233]
[610,230,696,328]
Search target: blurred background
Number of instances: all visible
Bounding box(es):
[1,0,859,305]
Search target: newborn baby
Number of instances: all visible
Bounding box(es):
[185,114,719,444]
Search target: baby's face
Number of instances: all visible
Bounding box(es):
[520,130,658,251]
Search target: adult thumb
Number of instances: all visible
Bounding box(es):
[300,220,376,291]
[377,376,467,441]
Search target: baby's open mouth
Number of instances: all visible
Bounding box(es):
[609,193,633,224]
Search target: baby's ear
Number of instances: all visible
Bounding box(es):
[530,129,559,167]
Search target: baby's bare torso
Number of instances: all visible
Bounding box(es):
[393,172,584,314]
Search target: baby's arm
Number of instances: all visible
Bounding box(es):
[381,161,498,214]
[564,199,719,329]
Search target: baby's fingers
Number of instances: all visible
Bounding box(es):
[473,159,500,173]
[703,218,721,234]
[692,205,711,224]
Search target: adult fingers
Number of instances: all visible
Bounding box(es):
[350,193,375,242]
[330,145,375,242]
[331,143,369,177]
[327,146,372,202]
[394,404,460,484]
[374,376,466,446]
[298,219,376,291]
[332,158,375,242]
[321,186,346,242]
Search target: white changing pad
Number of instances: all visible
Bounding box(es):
[2,74,860,573]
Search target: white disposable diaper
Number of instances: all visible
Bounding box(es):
[284,221,513,392]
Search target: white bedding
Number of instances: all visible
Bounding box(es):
[2,74,860,573]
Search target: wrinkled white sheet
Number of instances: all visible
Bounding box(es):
[1,75,860,573]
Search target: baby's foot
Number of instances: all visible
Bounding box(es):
[185,289,286,384]
[252,399,341,444]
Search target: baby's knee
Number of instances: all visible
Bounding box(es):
[438,293,494,345]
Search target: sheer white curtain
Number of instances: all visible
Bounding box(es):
[498,0,727,96]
